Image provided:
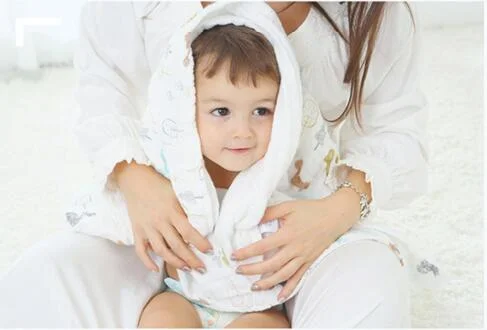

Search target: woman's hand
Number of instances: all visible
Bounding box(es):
[231,188,362,301]
[114,161,212,272]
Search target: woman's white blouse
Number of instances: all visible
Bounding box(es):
[74,2,428,210]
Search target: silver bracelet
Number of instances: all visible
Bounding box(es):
[336,180,371,222]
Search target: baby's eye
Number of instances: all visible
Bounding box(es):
[253,107,273,116]
[211,107,230,117]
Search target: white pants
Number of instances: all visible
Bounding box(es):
[0,230,410,328]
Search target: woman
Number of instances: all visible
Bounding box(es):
[0,2,428,327]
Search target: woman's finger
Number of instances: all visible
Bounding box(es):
[171,214,213,254]
[235,245,296,276]
[146,228,187,270]
[232,229,290,261]
[133,230,159,272]
[261,201,293,224]
[277,262,311,301]
[250,257,303,292]
[162,224,206,271]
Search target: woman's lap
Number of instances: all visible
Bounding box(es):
[286,240,411,328]
[0,232,410,327]
[0,230,162,327]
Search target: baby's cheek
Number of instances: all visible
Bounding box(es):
[262,121,273,148]
[197,119,216,143]
[200,130,222,158]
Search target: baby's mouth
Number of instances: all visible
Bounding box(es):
[226,147,252,154]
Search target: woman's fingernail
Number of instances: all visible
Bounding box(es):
[231,254,237,261]
[182,266,191,272]
[251,283,261,291]
[206,248,214,255]
[197,267,206,274]
[278,295,286,303]
[235,267,243,274]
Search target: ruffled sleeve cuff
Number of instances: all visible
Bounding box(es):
[336,153,392,214]
[94,135,152,193]
[336,137,428,211]
[74,115,152,193]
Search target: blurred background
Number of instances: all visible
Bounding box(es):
[0,1,484,328]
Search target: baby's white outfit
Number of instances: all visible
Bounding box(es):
[162,188,282,328]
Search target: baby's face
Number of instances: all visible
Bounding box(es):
[195,60,278,173]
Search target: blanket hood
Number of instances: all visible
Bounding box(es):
[139,1,303,254]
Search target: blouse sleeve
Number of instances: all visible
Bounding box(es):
[291,3,428,210]
[74,2,153,192]
[337,3,428,210]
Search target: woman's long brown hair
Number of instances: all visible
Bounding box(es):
[312,2,414,128]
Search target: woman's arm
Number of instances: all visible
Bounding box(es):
[74,3,213,270]
[336,3,428,210]
[74,2,152,192]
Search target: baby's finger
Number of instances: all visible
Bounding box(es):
[163,225,206,272]
[172,214,213,254]
[146,229,188,270]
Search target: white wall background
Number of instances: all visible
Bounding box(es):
[417,1,483,28]
[0,1,483,77]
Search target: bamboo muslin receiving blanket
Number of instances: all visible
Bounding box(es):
[68,1,341,312]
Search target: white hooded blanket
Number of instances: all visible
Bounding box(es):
[68,1,341,312]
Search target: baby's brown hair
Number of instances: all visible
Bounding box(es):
[191,24,280,87]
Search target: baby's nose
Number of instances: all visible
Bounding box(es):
[232,118,253,139]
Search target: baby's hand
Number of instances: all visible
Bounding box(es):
[114,161,213,273]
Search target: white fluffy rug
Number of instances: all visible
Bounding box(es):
[0,24,483,327]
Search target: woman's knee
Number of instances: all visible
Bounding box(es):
[286,241,410,328]
[6,230,140,278]
[19,231,108,266]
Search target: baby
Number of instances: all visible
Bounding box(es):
[138,24,289,328]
